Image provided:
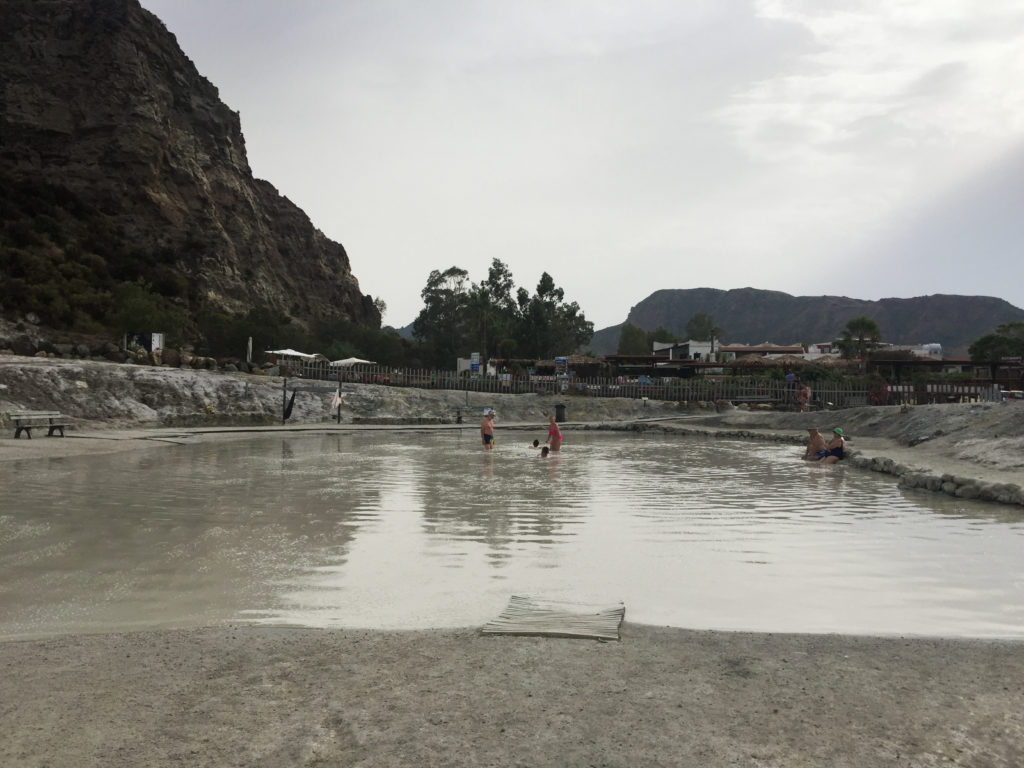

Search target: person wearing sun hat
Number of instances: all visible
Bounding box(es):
[820,427,846,464]
[480,408,496,450]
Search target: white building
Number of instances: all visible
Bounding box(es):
[652,340,715,361]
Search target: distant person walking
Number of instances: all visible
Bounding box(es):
[797,382,811,412]
[546,415,563,452]
[480,409,496,450]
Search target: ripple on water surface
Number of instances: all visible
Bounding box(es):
[1,431,1022,639]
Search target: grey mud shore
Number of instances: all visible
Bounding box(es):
[3,359,1023,765]
[3,624,1023,768]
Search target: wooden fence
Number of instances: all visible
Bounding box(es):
[885,383,1003,405]
[280,359,886,410]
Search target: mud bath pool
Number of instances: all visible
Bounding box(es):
[2,430,1023,640]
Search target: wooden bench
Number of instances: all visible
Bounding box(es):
[10,411,72,438]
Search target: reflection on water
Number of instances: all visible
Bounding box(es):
[1,431,1023,640]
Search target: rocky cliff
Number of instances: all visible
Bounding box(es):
[0,0,378,333]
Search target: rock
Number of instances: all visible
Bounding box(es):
[0,0,379,332]
[955,484,981,499]
[162,348,181,368]
[11,335,36,356]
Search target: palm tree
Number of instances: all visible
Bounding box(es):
[836,316,882,360]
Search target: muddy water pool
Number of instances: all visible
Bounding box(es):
[2,431,1022,639]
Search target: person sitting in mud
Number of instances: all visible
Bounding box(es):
[803,428,828,460]
[540,446,550,458]
[530,439,540,449]
[820,428,846,464]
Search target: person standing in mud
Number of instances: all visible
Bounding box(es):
[546,415,563,452]
[480,409,496,450]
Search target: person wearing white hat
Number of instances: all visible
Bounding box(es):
[480,409,496,450]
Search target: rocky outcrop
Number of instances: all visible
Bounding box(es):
[0,0,378,329]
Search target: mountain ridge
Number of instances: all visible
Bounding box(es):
[587,288,1024,356]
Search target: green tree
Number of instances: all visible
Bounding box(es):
[835,316,882,359]
[684,313,723,353]
[515,272,593,359]
[110,279,186,341]
[463,259,522,372]
[617,324,680,355]
[197,304,299,358]
[649,326,681,344]
[617,323,649,354]
[464,285,494,371]
[997,321,1024,342]
[412,267,471,367]
[969,322,1024,362]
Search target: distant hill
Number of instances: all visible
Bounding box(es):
[586,289,1024,356]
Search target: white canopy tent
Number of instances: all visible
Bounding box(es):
[265,348,321,360]
[329,357,375,366]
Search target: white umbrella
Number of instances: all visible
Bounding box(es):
[329,357,375,366]
[265,348,319,360]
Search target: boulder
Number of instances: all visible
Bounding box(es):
[11,335,37,356]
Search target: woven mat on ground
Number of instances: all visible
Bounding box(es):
[481,595,625,641]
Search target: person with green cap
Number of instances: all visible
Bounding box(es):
[820,427,846,464]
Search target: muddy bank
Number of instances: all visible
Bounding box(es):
[0,354,689,427]
[2,354,1022,506]
[3,624,1022,768]
[651,403,1024,506]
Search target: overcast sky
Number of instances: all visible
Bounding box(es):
[138,0,1024,330]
